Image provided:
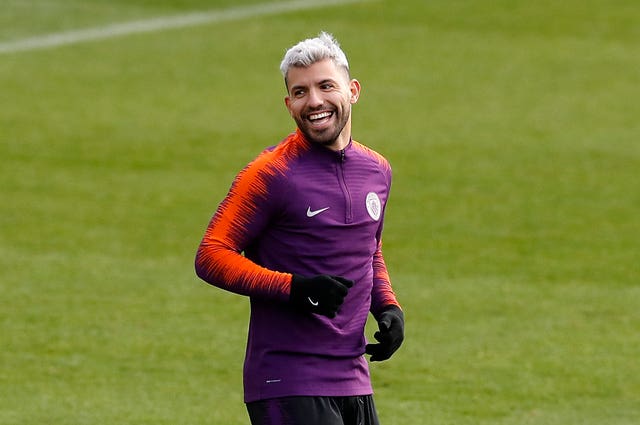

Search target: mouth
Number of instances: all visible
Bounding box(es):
[307,110,334,127]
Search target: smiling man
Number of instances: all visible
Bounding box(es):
[195,32,404,425]
[284,54,359,150]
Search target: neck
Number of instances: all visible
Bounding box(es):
[325,120,352,152]
[326,136,350,151]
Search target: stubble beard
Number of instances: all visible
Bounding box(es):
[296,104,351,147]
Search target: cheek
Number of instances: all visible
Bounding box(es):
[290,104,304,117]
[285,99,300,116]
[338,94,353,108]
[338,89,353,104]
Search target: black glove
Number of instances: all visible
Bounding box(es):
[290,274,354,318]
[366,305,404,361]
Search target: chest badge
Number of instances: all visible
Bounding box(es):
[366,192,382,221]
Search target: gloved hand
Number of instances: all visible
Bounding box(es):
[366,305,404,361]
[290,275,354,318]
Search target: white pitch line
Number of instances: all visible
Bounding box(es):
[0,0,371,55]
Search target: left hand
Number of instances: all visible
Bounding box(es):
[366,305,404,362]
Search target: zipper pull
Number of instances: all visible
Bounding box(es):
[340,149,346,162]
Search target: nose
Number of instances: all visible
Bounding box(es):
[307,87,323,108]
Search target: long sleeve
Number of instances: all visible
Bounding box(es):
[367,152,400,317]
[370,240,401,317]
[194,148,293,301]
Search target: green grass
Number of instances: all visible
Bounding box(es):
[1,0,639,424]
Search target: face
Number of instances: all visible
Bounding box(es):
[285,59,360,150]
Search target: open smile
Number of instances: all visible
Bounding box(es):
[307,110,334,128]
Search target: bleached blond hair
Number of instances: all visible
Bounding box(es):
[280,32,350,87]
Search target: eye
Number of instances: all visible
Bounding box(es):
[292,89,305,98]
[320,82,335,90]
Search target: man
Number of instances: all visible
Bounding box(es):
[195,32,404,425]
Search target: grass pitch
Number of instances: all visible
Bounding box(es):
[1,1,639,424]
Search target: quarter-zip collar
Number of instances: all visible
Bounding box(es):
[295,128,353,162]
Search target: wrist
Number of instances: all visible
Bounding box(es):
[374,304,403,322]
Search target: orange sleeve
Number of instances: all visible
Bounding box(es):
[194,148,293,301]
[370,240,401,317]
[369,155,400,315]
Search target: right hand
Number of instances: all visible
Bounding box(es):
[290,275,354,318]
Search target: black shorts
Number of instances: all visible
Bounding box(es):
[246,395,380,425]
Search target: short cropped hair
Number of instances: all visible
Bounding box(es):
[280,32,350,86]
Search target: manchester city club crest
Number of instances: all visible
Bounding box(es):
[365,192,381,221]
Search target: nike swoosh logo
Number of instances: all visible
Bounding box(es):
[306,206,330,217]
[307,297,319,307]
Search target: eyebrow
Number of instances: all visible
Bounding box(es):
[290,78,338,92]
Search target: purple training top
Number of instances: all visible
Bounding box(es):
[195,130,400,402]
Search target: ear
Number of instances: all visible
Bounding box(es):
[349,79,361,104]
[284,95,293,115]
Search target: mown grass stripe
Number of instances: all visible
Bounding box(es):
[0,0,371,54]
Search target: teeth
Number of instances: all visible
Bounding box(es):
[309,112,332,121]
